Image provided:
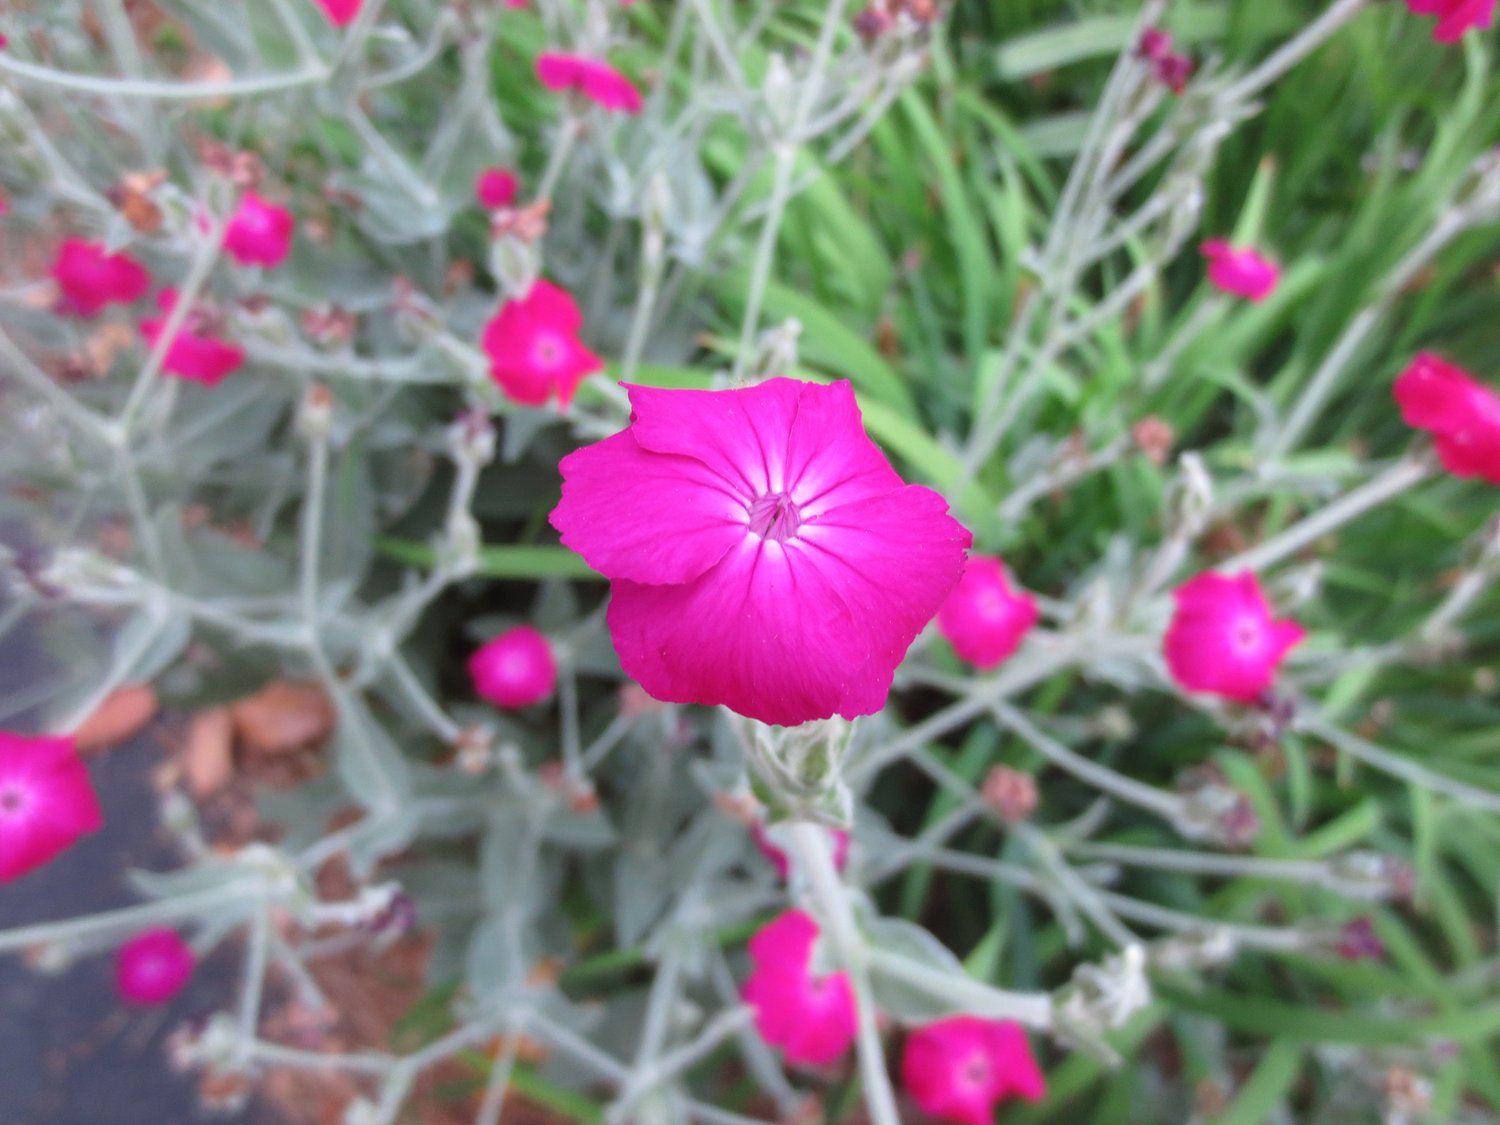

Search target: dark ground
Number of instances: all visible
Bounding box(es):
[0,608,261,1125]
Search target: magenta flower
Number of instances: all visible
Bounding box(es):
[752,819,849,880]
[475,168,519,210]
[313,0,360,26]
[550,379,972,727]
[116,928,195,1005]
[1405,0,1496,41]
[0,732,103,883]
[937,556,1038,670]
[536,53,643,114]
[51,238,151,317]
[1394,352,1500,485]
[140,289,245,387]
[742,910,856,1066]
[224,192,295,269]
[1200,240,1280,302]
[901,1016,1046,1125]
[469,626,557,709]
[480,280,603,408]
[1164,571,1305,703]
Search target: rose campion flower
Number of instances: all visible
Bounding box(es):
[314,0,360,26]
[1164,571,1305,702]
[742,910,856,1066]
[550,379,972,727]
[51,238,151,317]
[536,53,644,114]
[116,928,195,1005]
[937,556,1038,669]
[140,289,245,387]
[901,1016,1046,1125]
[480,280,603,407]
[752,819,849,879]
[469,626,557,709]
[1404,0,1496,41]
[475,168,519,210]
[1200,240,1280,302]
[1393,352,1500,484]
[224,191,295,269]
[0,732,104,883]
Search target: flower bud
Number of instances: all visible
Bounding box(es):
[489,233,539,298]
[1174,779,1260,848]
[763,55,797,136]
[1052,944,1152,1062]
[296,384,335,442]
[1166,452,1214,538]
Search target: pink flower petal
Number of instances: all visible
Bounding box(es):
[224,191,295,269]
[742,911,856,1067]
[1164,571,1304,702]
[469,626,557,709]
[51,239,151,317]
[937,556,1039,669]
[553,431,748,585]
[117,928,195,1005]
[0,733,103,882]
[901,1017,1046,1125]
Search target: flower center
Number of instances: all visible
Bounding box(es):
[1232,616,1262,652]
[960,1053,992,1090]
[747,492,802,543]
[0,785,29,818]
[531,331,564,370]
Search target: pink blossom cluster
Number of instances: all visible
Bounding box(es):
[48,191,295,387]
[741,911,1047,1120]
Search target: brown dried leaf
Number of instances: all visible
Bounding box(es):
[75,682,158,754]
[184,706,234,796]
[230,679,335,757]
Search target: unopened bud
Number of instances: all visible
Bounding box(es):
[453,724,495,775]
[489,234,539,298]
[1333,916,1385,961]
[1166,452,1214,538]
[1149,926,1237,971]
[981,766,1037,823]
[1175,780,1259,848]
[1328,851,1414,901]
[747,318,802,384]
[1052,943,1152,1062]
[296,384,334,441]
[763,55,797,136]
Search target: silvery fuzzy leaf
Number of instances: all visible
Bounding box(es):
[347,807,423,878]
[336,166,454,245]
[613,850,672,947]
[158,378,290,476]
[180,528,295,601]
[420,76,516,213]
[319,448,378,587]
[542,805,617,850]
[332,703,414,812]
[464,909,534,1002]
[152,1,259,74]
[863,915,972,1024]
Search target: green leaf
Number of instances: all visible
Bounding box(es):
[1208,1041,1302,1125]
